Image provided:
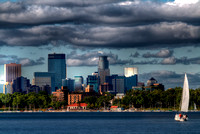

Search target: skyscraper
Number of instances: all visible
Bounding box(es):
[98,56,110,85]
[48,53,66,89]
[12,76,30,93]
[124,67,138,77]
[87,75,99,92]
[33,72,55,92]
[124,67,138,91]
[4,63,21,83]
[62,78,75,91]
[74,76,83,91]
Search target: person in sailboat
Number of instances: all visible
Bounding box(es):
[179,114,182,118]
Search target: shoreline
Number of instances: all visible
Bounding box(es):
[0,110,199,113]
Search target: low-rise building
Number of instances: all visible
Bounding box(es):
[52,89,65,102]
[67,103,87,110]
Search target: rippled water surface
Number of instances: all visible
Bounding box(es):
[0,112,199,134]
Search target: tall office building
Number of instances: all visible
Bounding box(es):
[48,53,66,89]
[87,75,99,92]
[124,67,138,77]
[62,79,75,91]
[33,72,55,92]
[124,67,138,91]
[98,56,110,85]
[4,63,21,83]
[112,76,126,94]
[12,76,31,93]
[74,76,83,91]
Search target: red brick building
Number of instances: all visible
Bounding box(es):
[52,89,64,102]
[68,94,83,105]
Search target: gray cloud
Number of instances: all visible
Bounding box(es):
[0,22,200,48]
[0,1,200,48]
[161,56,200,65]
[67,51,131,66]
[143,49,174,58]
[130,52,140,58]
[1,1,200,26]
[139,70,200,89]
[0,54,45,66]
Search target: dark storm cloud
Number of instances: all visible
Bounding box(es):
[0,22,200,47]
[0,54,45,66]
[24,0,120,7]
[1,1,200,26]
[143,49,173,58]
[67,51,131,66]
[0,1,200,48]
[139,71,200,89]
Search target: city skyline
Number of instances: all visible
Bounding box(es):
[0,0,200,89]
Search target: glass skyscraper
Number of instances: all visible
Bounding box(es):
[98,56,110,85]
[48,53,66,89]
[87,75,99,92]
[74,76,83,91]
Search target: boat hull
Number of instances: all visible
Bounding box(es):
[174,114,188,121]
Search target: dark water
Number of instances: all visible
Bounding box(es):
[0,112,200,134]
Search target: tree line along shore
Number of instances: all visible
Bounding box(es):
[0,87,199,111]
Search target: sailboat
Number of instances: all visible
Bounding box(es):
[174,73,189,121]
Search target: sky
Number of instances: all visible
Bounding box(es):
[0,0,200,89]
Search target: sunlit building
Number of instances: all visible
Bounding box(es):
[124,67,138,77]
[4,63,21,83]
[52,89,65,102]
[85,85,94,93]
[3,82,13,94]
[68,93,83,105]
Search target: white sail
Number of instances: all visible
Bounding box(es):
[180,73,190,112]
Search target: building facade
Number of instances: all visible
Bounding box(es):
[33,72,55,92]
[147,77,158,86]
[3,82,13,94]
[125,75,138,91]
[62,78,75,91]
[52,89,65,102]
[4,63,21,83]
[124,67,138,77]
[68,94,83,105]
[85,85,94,93]
[98,56,110,85]
[48,53,66,89]
[12,76,31,93]
[74,76,83,91]
[112,76,126,94]
[99,83,113,94]
[87,75,99,92]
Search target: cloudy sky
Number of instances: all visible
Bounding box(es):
[0,0,200,89]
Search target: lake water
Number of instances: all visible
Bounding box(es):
[0,112,200,134]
